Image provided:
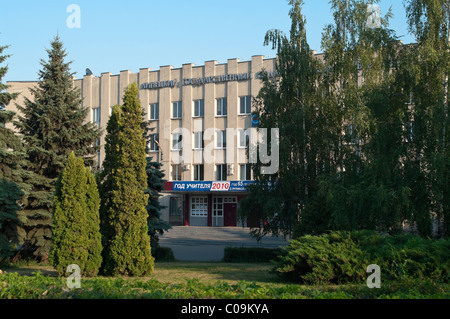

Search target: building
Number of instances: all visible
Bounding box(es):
[6,55,277,227]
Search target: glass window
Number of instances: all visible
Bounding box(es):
[193,100,204,117]
[216,130,226,148]
[193,164,204,181]
[240,164,252,181]
[239,96,251,114]
[238,129,249,148]
[216,164,227,181]
[172,164,182,181]
[150,103,159,120]
[149,133,159,152]
[172,133,182,150]
[169,197,183,216]
[216,98,227,116]
[172,101,182,119]
[92,108,101,126]
[193,131,204,149]
[191,196,208,217]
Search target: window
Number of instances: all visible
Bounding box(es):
[92,108,101,126]
[191,196,208,217]
[169,197,183,216]
[238,129,250,148]
[193,131,204,149]
[150,103,159,120]
[216,130,226,148]
[193,164,204,181]
[172,164,182,181]
[149,133,159,152]
[193,99,204,117]
[240,164,252,180]
[216,164,227,181]
[216,98,227,116]
[172,101,182,119]
[239,96,251,114]
[403,122,414,143]
[172,133,182,150]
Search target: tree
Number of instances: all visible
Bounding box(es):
[143,122,170,254]
[49,152,102,277]
[49,152,89,276]
[84,167,102,276]
[13,35,102,260]
[238,0,325,239]
[100,83,154,276]
[402,0,450,237]
[0,41,26,262]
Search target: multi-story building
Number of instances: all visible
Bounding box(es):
[6,55,277,227]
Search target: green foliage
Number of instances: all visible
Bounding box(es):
[223,247,284,263]
[11,35,101,261]
[84,168,102,276]
[142,122,170,252]
[153,247,175,262]
[100,83,154,276]
[49,153,102,277]
[0,270,448,299]
[274,231,450,284]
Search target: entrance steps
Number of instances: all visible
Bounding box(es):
[159,226,289,249]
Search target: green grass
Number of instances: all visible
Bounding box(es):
[1,262,449,299]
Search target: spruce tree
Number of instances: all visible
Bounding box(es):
[0,42,26,262]
[13,35,102,260]
[143,122,170,253]
[100,83,154,276]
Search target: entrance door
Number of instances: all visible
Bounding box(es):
[212,197,224,227]
[224,197,237,227]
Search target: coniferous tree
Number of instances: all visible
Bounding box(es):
[84,167,102,276]
[49,152,89,276]
[143,123,170,253]
[100,83,154,276]
[0,42,26,262]
[13,36,102,260]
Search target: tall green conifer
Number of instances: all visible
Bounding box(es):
[100,83,154,276]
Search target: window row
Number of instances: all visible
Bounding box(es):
[169,130,250,150]
[149,96,252,120]
[171,164,252,181]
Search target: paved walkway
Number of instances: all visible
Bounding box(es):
[158,226,289,261]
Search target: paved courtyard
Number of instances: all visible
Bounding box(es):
[158,226,289,261]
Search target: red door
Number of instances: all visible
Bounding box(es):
[224,203,237,227]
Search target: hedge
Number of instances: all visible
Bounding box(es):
[274,231,450,284]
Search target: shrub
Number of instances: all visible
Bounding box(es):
[274,232,369,284]
[223,247,284,263]
[153,247,175,262]
[274,231,450,284]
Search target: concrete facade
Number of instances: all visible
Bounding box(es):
[6,56,277,227]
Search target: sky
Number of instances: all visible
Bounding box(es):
[1,0,415,83]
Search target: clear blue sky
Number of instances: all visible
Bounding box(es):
[1,0,415,82]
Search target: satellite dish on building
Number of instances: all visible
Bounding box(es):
[86,68,93,76]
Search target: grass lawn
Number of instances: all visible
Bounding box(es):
[1,261,449,299]
[2,261,280,286]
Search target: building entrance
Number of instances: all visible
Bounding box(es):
[213,196,237,227]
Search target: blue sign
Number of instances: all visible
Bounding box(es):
[172,181,253,192]
[251,114,259,127]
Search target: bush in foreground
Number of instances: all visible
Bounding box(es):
[274,231,450,284]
